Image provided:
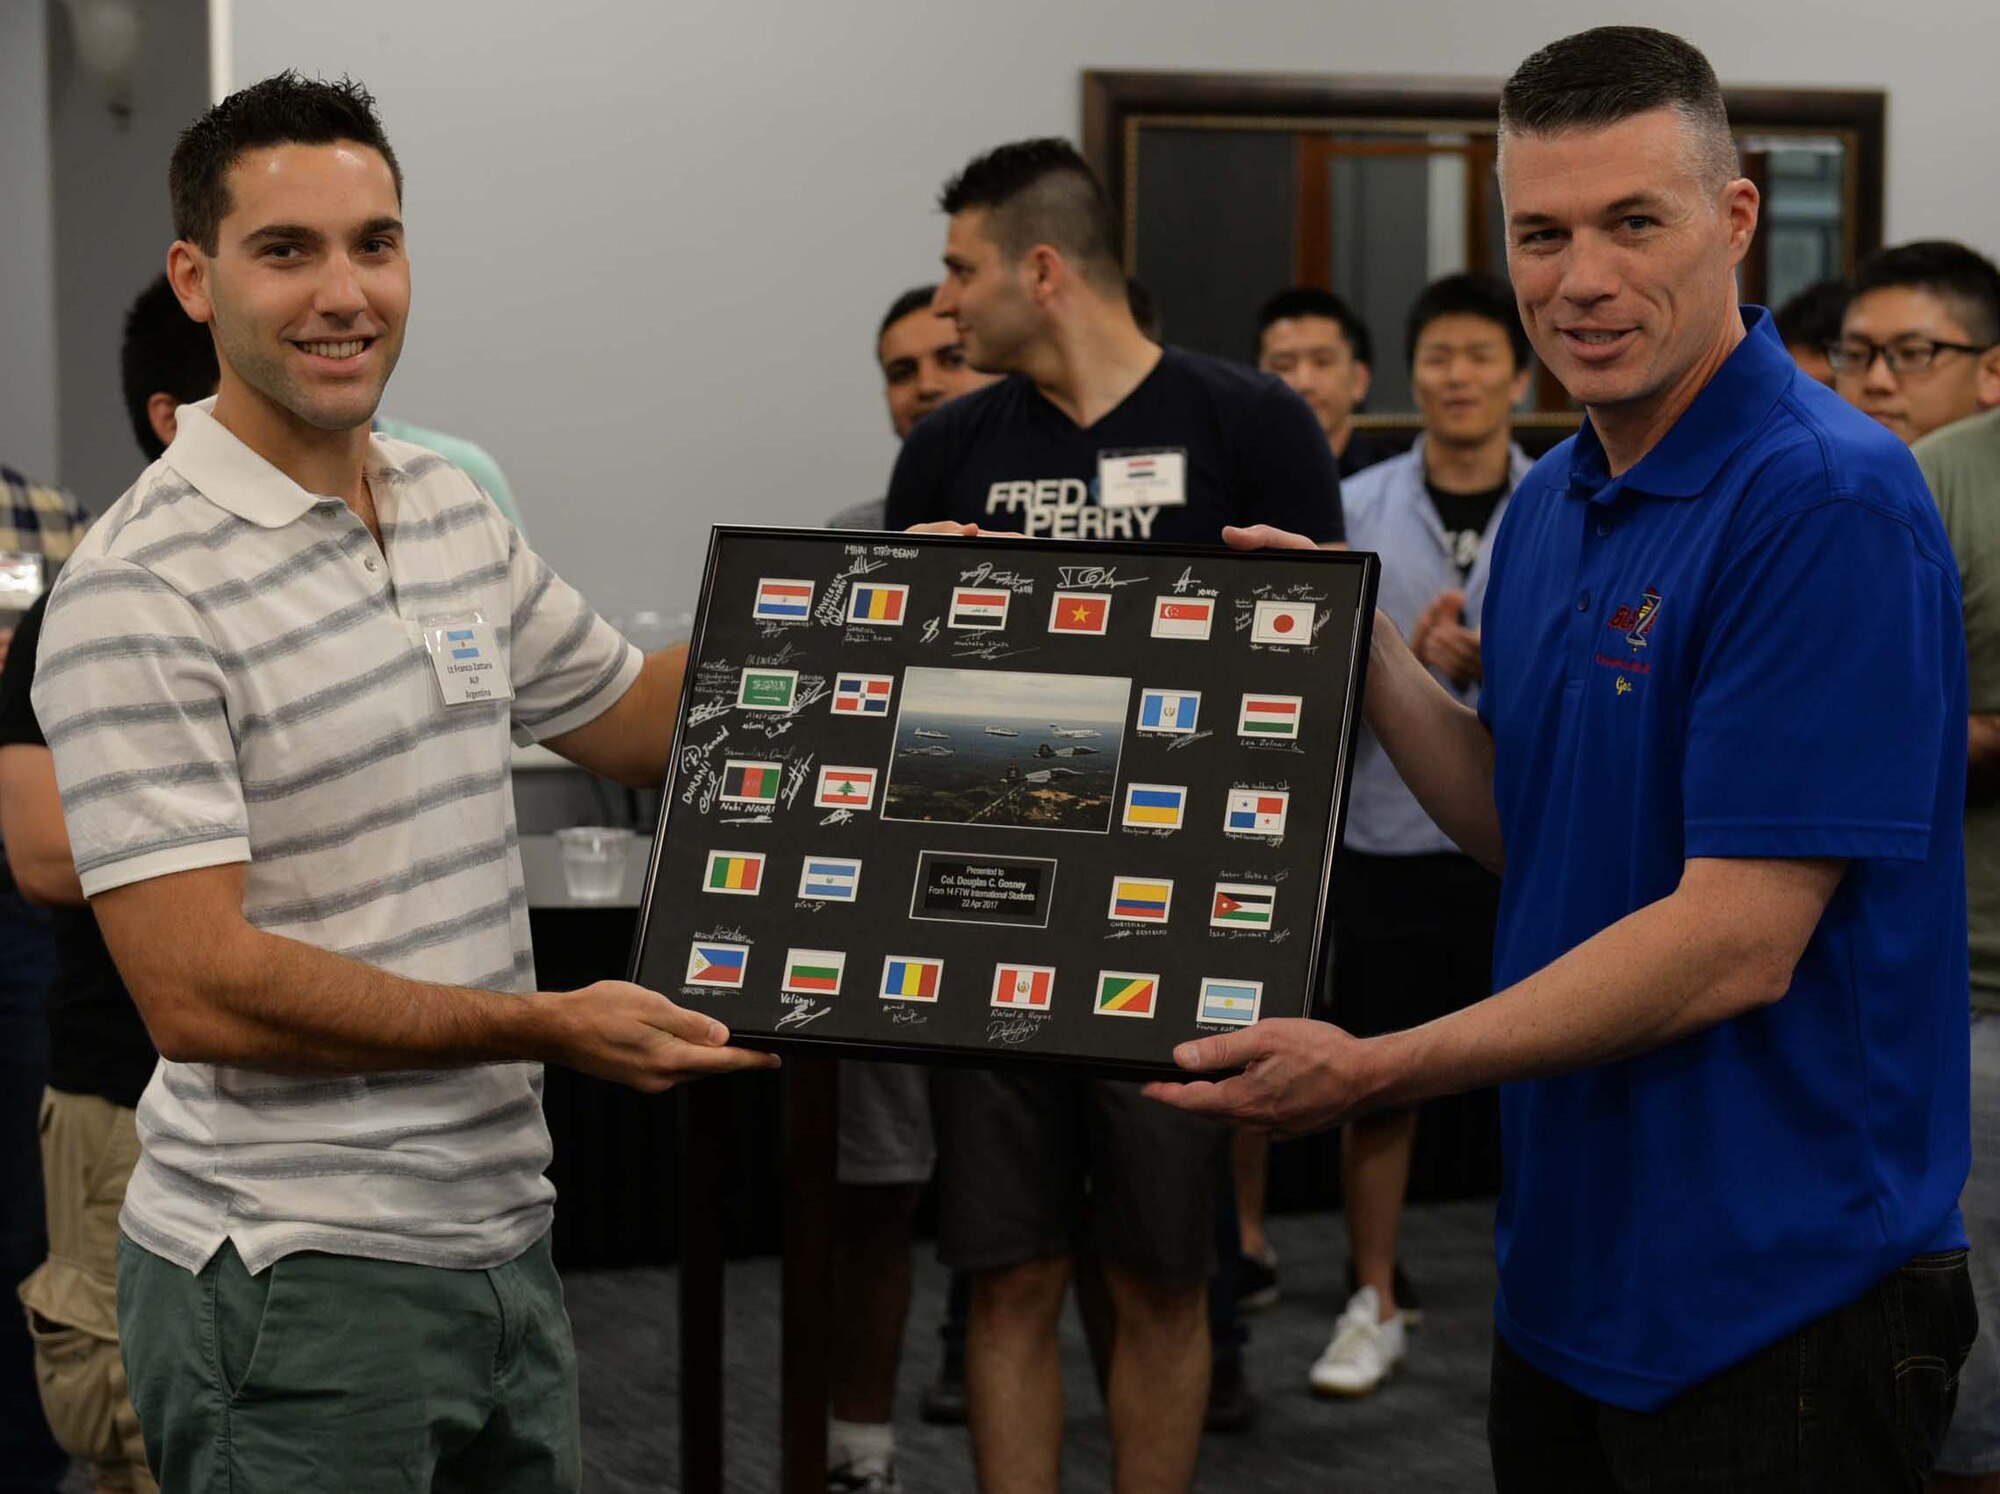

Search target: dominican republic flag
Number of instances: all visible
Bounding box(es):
[1237,694,1303,739]
[684,942,748,989]
[1138,688,1200,734]
[991,964,1055,1011]
[797,857,861,902]
[753,578,813,622]
[848,583,908,625]
[1093,970,1158,1019]
[1210,882,1275,929]
[1198,978,1263,1026]
[1150,596,1214,640]
[831,674,894,716]
[1048,592,1111,635]
[1123,783,1186,830]
[783,949,845,995]
[814,765,878,811]
[1225,789,1289,837]
[880,956,943,1002]
[703,850,765,895]
[949,588,1011,630]
[1251,599,1315,645]
[1108,875,1173,923]
[720,758,782,806]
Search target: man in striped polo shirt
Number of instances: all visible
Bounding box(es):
[31,74,772,1492]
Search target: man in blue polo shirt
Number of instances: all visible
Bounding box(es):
[1151,25,1973,1487]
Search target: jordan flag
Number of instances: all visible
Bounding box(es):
[1048,592,1111,635]
[991,964,1055,1011]
[1210,882,1275,929]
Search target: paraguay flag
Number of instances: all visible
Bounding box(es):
[848,583,909,625]
[753,578,813,622]
[880,956,943,1002]
[684,942,748,989]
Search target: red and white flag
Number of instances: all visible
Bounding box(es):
[1049,592,1111,636]
[1151,596,1214,640]
[1251,599,1315,645]
[991,963,1056,1011]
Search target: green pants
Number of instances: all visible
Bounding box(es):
[117,1232,579,1493]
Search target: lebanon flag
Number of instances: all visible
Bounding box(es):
[991,964,1055,1011]
[1151,596,1215,640]
[814,765,878,810]
[1049,592,1111,635]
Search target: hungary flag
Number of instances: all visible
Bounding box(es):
[1238,694,1302,739]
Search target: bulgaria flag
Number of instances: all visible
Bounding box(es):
[783,949,845,996]
[991,964,1055,1011]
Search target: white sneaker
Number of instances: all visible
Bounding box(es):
[1308,1286,1407,1398]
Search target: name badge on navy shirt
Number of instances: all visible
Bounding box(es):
[418,612,512,706]
[1098,448,1187,510]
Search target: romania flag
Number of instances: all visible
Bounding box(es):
[881,957,943,1001]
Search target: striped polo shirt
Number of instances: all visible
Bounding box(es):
[33,399,641,1275]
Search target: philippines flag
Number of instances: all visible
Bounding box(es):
[754,578,813,622]
[1198,978,1263,1026]
[1138,688,1200,734]
[848,583,909,625]
[798,857,861,902]
[684,942,748,989]
[1108,875,1173,923]
[991,964,1055,1011]
[1224,789,1290,836]
[832,673,894,716]
[1251,599,1315,645]
[1237,694,1303,739]
[949,588,1011,630]
[880,956,943,1002]
[1151,596,1214,640]
[784,949,846,996]
[1048,592,1111,635]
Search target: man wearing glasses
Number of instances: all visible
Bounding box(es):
[1833,240,2000,444]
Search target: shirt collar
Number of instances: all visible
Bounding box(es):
[1565,306,1794,505]
[165,397,407,528]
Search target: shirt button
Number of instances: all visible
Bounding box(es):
[364,556,379,573]
[1596,522,1612,537]
[1576,591,1591,611]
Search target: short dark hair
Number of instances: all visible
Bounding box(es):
[1849,240,2000,347]
[938,138,1122,285]
[1255,287,1373,367]
[170,71,402,253]
[1500,26,1738,188]
[1772,277,1851,351]
[878,286,938,345]
[1405,272,1530,371]
[121,274,220,461]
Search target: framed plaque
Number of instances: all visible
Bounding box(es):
[629,527,1378,1078]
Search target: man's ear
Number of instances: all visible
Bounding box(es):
[1351,361,1373,406]
[1022,244,1065,307]
[1976,345,2000,413]
[146,393,182,451]
[165,240,214,325]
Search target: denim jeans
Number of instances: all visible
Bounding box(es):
[1489,1250,1976,1493]
[0,890,65,1492]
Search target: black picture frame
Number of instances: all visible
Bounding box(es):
[629,526,1379,1080]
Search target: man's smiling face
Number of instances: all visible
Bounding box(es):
[184,140,409,436]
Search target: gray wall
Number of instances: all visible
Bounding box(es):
[0,4,58,481]
[48,0,210,513]
[197,0,1996,620]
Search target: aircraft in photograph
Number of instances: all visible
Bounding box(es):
[1048,724,1100,738]
[1021,767,1082,785]
[900,744,954,757]
[984,726,1020,737]
[1036,742,1100,758]
[913,727,951,740]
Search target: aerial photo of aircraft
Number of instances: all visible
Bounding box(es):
[1036,742,1100,758]
[913,727,951,740]
[1048,724,1100,738]
[984,726,1020,737]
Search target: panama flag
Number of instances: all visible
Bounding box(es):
[1151,596,1214,640]
[684,941,748,989]
[783,948,845,996]
[1138,688,1200,735]
[1210,881,1276,929]
[1107,875,1173,923]
[1094,970,1159,1019]
[720,758,783,806]
[1224,789,1290,837]
[949,588,1011,630]
[797,856,861,902]
[814,765,878,811]
[703,849,765,895]
[991,963,1055,1011]
[1122,783,1187,830]
[1198,977,1263,1027]
[1237,693,1303,740]
[753,578,813,622]
[831,673,894,716]
[1048,592,1111,635]
[847,583,909,626]
[880,956,943,1002]
[1251,599,1316,645]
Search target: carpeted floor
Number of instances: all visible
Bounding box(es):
[567,1199,1501,1492]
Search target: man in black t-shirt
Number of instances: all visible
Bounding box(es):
[886,137,1340,1492]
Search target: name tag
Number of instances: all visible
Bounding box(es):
[418,614,512,707]
[1098,449,1187,510]
[0,551,45,615]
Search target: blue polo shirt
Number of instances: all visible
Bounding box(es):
[1479,307,1970,1411]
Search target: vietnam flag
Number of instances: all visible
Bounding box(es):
[1048,592,1111,636]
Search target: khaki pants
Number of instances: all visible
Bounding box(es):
[18,1089,155,1494]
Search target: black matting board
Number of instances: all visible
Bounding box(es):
[630,527,1377,1079]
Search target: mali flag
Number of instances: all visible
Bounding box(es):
[705,853,762,893]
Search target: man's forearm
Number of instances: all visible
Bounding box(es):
[544,643,685,788]
[1364,612,1504,870]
